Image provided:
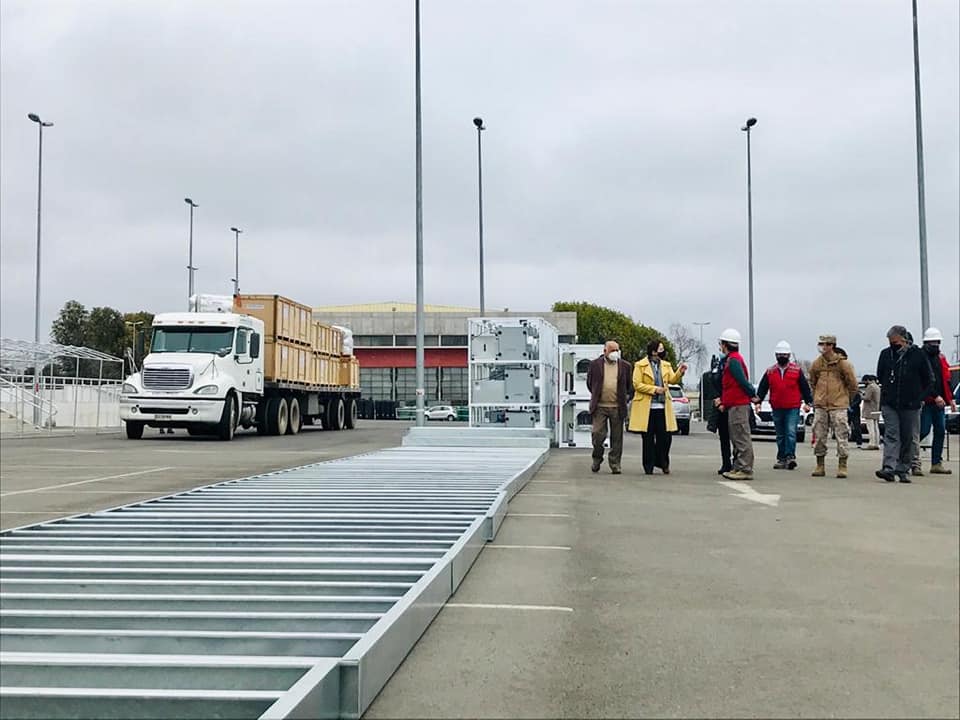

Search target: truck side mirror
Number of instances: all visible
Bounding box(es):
[250,333,260,359]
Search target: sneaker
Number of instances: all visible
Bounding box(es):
[899,474,912,483]
[591,460,601,473]
[722,470,753,481]
[786,458,798,470]
[717,466,732,476]
[773,460,787,470]
[930,463,953,475]
[875,469,896,482]
[610,466,622,475]
[911,467,924,477]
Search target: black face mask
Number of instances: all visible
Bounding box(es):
[656,350,667,360]
[925,343,939,355]
[889,341,901,349]
[776,355,789,366]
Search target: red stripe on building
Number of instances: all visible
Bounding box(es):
[355,348,467,369]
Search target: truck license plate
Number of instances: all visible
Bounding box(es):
[154,414,172,420]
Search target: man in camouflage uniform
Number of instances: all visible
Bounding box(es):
[808,334,859,478]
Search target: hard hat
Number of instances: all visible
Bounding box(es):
[923,327,943,342]
[719,328,742,344]
[774,340,791,354]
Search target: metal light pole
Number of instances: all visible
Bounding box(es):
[230,227,243,296]
[473,117,486,315]
[741,117,758,379]
[27,114,53,348]
[125,320,144,373]
[184,198,198,307]
[693,321,711,375]
[414,0,425,427]
[911,0,930,330]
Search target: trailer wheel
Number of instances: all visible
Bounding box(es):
[217,394,237,441]
[345,398,357,429]
[287,397,302,435]
[266,396,289,436]
[326,397,345,431]
[125,421,144,439]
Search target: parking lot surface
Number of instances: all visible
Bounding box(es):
[0,421,410,530]
[366,430,959,719]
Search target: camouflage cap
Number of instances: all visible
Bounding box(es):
[818,334,837,345]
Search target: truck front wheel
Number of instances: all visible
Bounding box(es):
[125,421,145,439]
[218,394,237,441]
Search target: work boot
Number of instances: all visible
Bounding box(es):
[911,467,924,477]
[811,456,826,477]
[610,466,622,475]
[930,463,953,474]
[875,469,896,482]
[837,457,848,479]
[722,470,753,481]
[786,457,798,470]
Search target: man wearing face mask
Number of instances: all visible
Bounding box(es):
[918,327,957,475]
[717,328,757,481]
[808,335,859,478]
[586,340,634,474]
[875,325,934,483]
[754,340,813,470]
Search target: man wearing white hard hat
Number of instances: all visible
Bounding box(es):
[919,327,957,474]
[754,341,813,470]
[718,328,757,480]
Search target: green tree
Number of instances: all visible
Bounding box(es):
[50,300,89,347]
[86,307,127,358]
[552,301,675,364]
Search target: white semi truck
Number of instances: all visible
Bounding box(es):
[120,295,360,440]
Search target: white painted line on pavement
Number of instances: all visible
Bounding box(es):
[718,480,781,507]
[0,467,174,498]
[487,544,571,551]
[44,449,107,454]
[507,513,571,518]
[445,603,573,613]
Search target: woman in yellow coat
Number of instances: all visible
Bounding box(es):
[628,339,688,474]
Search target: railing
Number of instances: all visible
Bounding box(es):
[0,377,57,433]
[0,375,121,437]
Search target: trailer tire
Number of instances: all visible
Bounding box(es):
[345,398,357,429]
[125,421,145,439]
[266,396,289,436]
[218,394,238,441]
[326,397,345,431]
[287,397,302,435]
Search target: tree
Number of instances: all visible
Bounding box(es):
[669,323,707,369]
[50,300,89,347]
[552,301,676,364]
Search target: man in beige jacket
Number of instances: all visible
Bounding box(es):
[809,334,859,478]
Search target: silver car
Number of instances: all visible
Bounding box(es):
[670,385,691,435]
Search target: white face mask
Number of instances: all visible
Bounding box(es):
[607,351,620,363]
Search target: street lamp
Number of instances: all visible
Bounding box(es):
[184,198,199,307]
[692,321,711,374]
[473,116,486,315]
[414,0,425,427]
[27,113,53,348]
[910,0,929,330]
[125,320,144,373]
[741,116,758,379]
[230,227,243,296]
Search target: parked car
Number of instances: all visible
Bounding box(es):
[425,405,458,421]
[751,400,806,443]
[947,383,959,435]
[669,385,690,436]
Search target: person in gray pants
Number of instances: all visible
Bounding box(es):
[875,326,934,483]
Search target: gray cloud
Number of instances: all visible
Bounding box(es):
[2,0,958,376]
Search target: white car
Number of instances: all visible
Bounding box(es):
[425,405,457,421]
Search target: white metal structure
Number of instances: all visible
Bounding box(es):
[556,343,604,448]
[467,317,558,435]
[0,338,123,437]
[120,311,359,441]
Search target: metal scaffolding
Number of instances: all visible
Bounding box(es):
[0,338,124,437]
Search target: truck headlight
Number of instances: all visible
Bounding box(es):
[121,383,138,395]
[194,384,220,395]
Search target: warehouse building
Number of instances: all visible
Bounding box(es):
[312,303,578,406]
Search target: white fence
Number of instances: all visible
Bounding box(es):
[0,376,121,436]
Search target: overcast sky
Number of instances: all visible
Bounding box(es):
[2,0,958,374]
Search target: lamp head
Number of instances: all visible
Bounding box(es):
[184,198,197,207]
[473,117,484,130]
[28,113,40,123]
[741,117,758,131]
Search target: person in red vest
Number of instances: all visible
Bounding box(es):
[718,328,757,481]
[754,340,813,470]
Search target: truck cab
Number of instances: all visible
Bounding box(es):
[120,312,264,439]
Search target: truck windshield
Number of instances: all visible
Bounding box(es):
[152,327,236,356]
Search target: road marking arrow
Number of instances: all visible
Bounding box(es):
[718,480,781,507]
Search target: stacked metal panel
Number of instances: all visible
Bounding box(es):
[556,343,605,448]
[467,317,559,432]
[0,444,547,719]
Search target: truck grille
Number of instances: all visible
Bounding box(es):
[142,366,192,391]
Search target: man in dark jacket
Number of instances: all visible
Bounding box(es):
[586,341,634,474]
[875,325,934,483]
